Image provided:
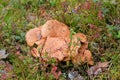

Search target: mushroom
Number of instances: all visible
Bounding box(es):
[25,20,94,65]
[78,41,88,54]
[73,33,87,43]
[41,20,70,42]
[83,50,94,65]
[41,37,69,61]
[72,50,94,65]
[31,48,40,58]
[25,27,42,46]
[70,33,88,57]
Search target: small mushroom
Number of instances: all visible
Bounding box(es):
[70,34,82,56]
[83,50,94,65]
[35,38,46,46]
[71,51,85,65]
[73,33,87,43]
[70,33,87,58]
[25,28,42,46]
[72,50,94,65]
[78,41,88,54]
[31,48,40,58]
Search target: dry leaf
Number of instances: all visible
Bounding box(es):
[83,1,92,10]
[39,7,47,17]
[0,50,9,59]
[98,10,103,20]
[25,27,42,46]
[97,62,109,68]
[68,71,85,80]
[39,7,52,20]
[26,13,37,22]
[87,62,109,78]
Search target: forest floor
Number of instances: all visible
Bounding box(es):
[0,0,120,80]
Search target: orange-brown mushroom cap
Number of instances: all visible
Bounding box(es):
[83,50,94,65]
[78,41,88,54]
[72,50,94,65]
[73,33,87,43]
[42,37,69,61]
[31,48,40,58]
[41,20,70,42]
[25,28,42,46]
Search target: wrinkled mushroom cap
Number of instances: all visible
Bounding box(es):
[31,48,40,58]
[72,53,84,65]
[35,38,46,46]
[69,33,88,58]
[73,33,87,43]
[72,50,94,65]
[25,28,41,46]
[41,20,70,41]
[78,41,88,54]
[42,37,69,61]
[83,50,94,65]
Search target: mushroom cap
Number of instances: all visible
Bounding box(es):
[30,39,45,58]
[73,33,87,43]
[69,33,88,58]
[83,50,94,65]
[78,41,88,54]
[31,48,40,58]
[70,34,82,56]
[25,28,41,46]
[72,50,94,65]
[41,20,70,41]
[42,37,69,61]
[72,53,84,65]
[35,38,46,46]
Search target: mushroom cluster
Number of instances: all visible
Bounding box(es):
[25,20,94,65]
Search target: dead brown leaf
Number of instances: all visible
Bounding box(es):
[26,13,37,22]
[0,49,9,60]
[87,62,109,78]
[68,71,85,80]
